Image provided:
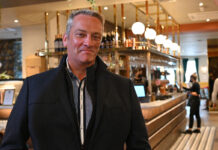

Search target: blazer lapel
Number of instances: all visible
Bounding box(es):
[89,71,110,147]
[57,67,80,136]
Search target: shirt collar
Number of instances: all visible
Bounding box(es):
[66,56,98,83]
[66,57,79,81]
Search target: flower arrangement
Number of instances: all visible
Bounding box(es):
[0,72,12,79]
[87,0,96,9]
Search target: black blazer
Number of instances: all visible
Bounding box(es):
[0,56,151,150]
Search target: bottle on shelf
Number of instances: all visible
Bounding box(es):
[125,39,129,48]
[100,33,106,49]
[54,34,65,52]
[54,35,59,52]
[100,31,116,49]
[132,38,136,50]
[110,31,115,48]
[58,34,64,52]
[105,32,111,49]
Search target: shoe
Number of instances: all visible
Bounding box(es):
[183,129,192,134]
[193,129,200,133]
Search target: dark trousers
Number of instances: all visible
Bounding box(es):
[189,104,201,128]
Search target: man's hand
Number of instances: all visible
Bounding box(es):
[191,92,198,96]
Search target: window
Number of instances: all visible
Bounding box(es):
[0,39,22,79]
[185,60,197,83]
[166,68,176,85]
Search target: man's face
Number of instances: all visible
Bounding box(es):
[63,14,103,67]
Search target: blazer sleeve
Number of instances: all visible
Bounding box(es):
[0,79,29,150]
[126,80,151,150]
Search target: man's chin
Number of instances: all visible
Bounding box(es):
[81,58,96,66]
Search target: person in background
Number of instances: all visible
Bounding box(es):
[209,73,215,108]
[134,68,143,83]
[134,68,149,95]
[209,73,215,99]
[183,73,201,134]
[212,77,218,108]
[0,9,151,150]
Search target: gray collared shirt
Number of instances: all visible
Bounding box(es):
[66,58,93,144]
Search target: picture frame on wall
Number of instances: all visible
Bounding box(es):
[3,89,15,105]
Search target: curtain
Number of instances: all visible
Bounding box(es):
[195,58,200,81]
[174,69,177,84]
[182,58,188,82]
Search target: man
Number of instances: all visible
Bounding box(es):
[207,73,215,109]
[183,74,201,134]
[0,10,151,150]
[212,78,218,107]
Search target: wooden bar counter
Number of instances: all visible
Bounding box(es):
[0,106,13,120]
[141,93,187,150]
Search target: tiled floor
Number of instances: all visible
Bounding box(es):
[185,99,218,150]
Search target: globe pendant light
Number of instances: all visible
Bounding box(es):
[131,22,145,35]
[144,28,156,40]
[163,39,172,49]
[163,39,172,54]
[170,42,179,56]
[155,34,166,51]
[155,35,166,45]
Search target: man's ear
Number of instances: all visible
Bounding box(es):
[63,34,68,47]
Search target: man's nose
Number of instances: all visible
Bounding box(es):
[84,35,93,46]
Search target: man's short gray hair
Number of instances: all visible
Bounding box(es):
[65,9,105,38]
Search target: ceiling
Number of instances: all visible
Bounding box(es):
[0,0,66,8]
[1,0,218,27]
[0,0,218,56]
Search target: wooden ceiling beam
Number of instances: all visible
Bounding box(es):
[179,21,218,32]
[136,4,157,7]
[164,21,218,33]
[147,12,165,15]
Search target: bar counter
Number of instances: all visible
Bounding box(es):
[141,93,187,150]
[0,106,13,120]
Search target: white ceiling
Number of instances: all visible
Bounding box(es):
[0,0,218,56]
[160,0,218,24]
[1,0,218,27]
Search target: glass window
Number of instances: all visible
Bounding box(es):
[0,27,22,79]
[166,68,176,85]
[185,60,196,83]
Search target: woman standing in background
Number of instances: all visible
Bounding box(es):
[183,73,201,134]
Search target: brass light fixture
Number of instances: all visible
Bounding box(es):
[121,4,125,46]
[131,6,145,35]
[44,12,49,47]
[0,4,1,28]
[113,4,119,48]
[56,11,60,35]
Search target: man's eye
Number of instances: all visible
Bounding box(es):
[92,35,101,41]
[76,33,86,38]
